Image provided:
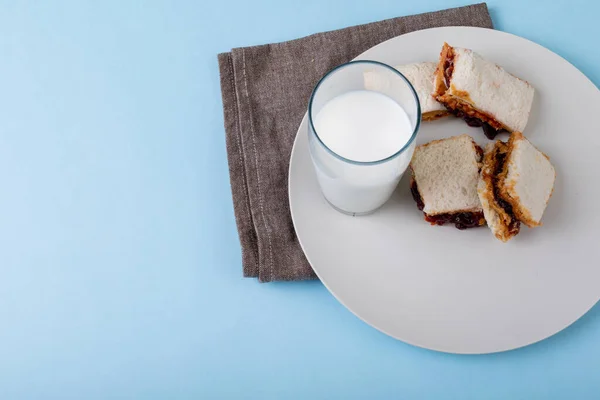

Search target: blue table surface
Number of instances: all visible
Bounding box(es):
[1,0,599,398]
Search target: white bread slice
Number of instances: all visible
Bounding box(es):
[500,132,556,227]
[435,43,535,132]
[410,134,482,215]
[364,62,448,121]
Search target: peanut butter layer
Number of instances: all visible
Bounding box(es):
[423,110,450,121]
[481,141,521,239]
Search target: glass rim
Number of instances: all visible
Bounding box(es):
[308,60,422,166]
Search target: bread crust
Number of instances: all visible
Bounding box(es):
[479,141,520,242]
[414,133,481,159]
[433,42,452,95]
[436,94,511,131]
[449,86,474,104]
[478,183,513,242]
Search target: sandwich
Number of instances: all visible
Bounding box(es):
[409,134,485,229]
[433,43,535,139]
[364,62,449,121]
[478,131,556,242]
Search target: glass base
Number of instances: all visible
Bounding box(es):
[325,197,380,217]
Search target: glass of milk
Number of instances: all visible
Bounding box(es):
[308,60,421,215]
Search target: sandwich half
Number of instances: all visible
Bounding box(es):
[498,131,556,227]
[478,132,556,241]
[364,62,449,121]
[410,134,485,229]
[433,43,535,139]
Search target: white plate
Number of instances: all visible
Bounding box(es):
[288,27,600,354]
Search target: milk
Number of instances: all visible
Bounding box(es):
[309,90,415,214]
[315,91,413,162]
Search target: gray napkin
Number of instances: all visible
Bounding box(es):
[218,3,493,282]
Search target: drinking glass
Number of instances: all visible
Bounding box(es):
[308,60,421,215]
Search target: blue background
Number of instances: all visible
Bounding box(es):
[0,0,598,398]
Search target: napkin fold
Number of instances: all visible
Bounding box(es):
[218,3,494,282]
